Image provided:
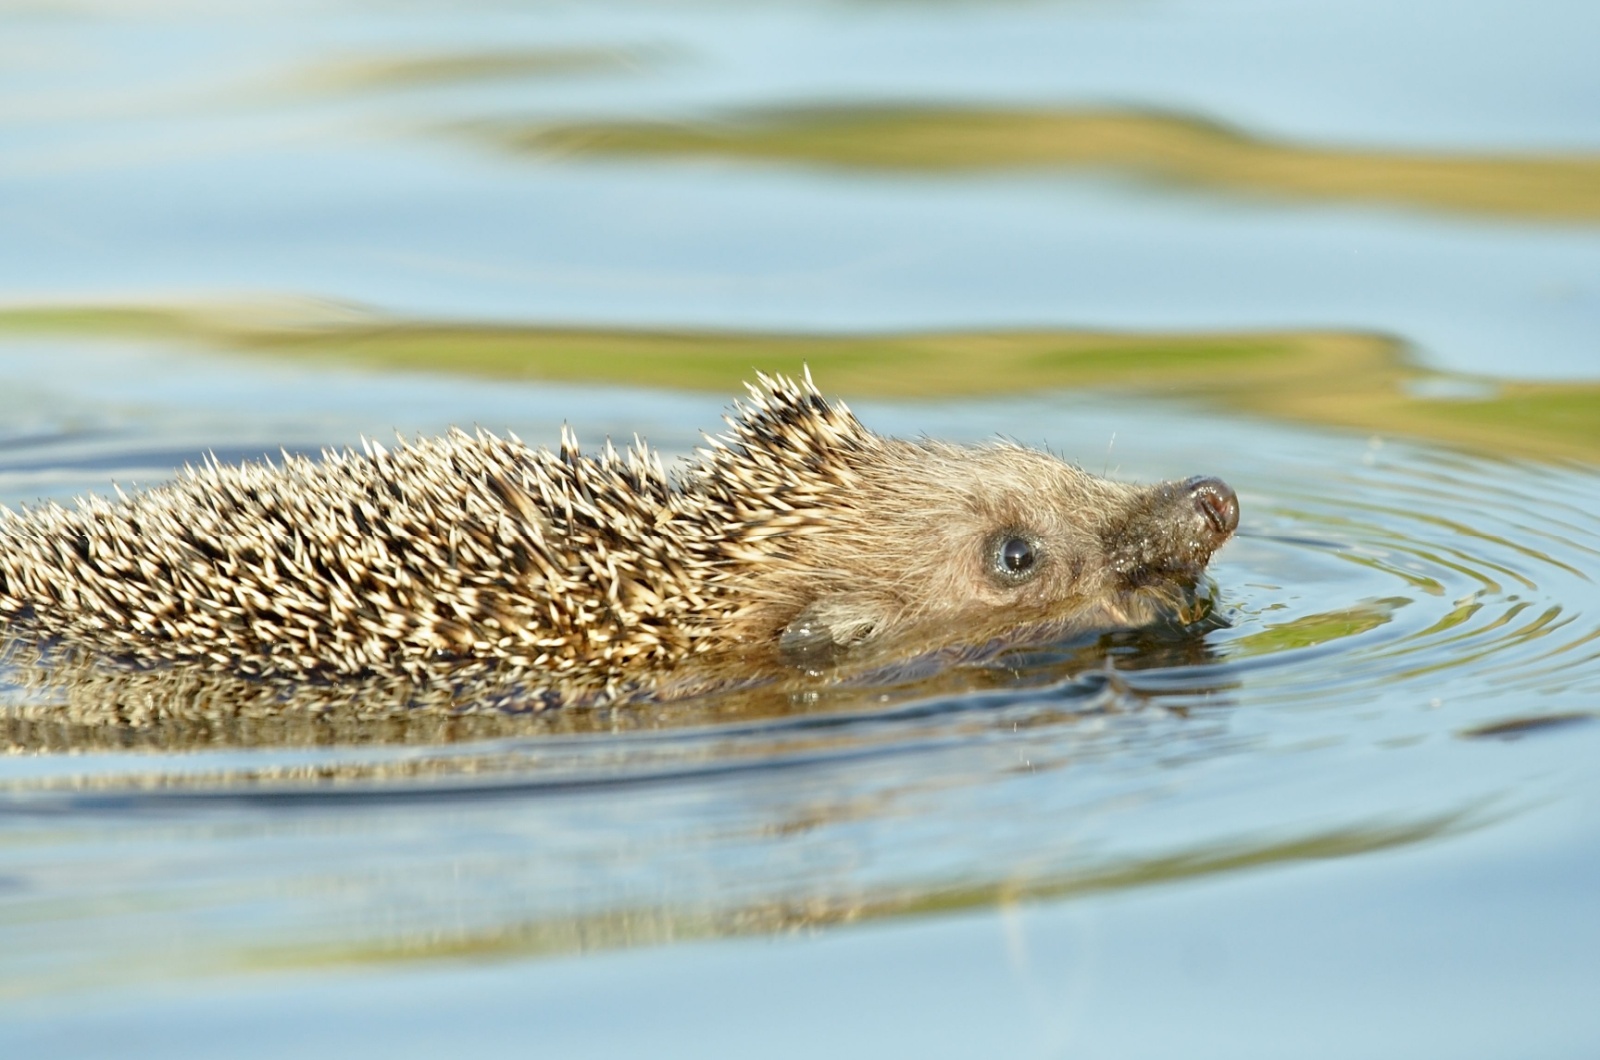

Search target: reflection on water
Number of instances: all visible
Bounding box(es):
[4,304,1596,461]
[504,105,1600,223]
[0,617,1228,755]
[4,1,1598,380]
[291,48,655,95]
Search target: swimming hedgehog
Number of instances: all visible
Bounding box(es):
[0,373,1238,705]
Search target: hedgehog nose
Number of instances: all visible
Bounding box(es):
[1184,476,1239,542]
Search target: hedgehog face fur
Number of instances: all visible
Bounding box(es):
[0,373,1238,705]
[733,445,1235,672]
[698,388,1238,674]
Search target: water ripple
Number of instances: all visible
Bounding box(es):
[0,408,1597,1001]
[1218,446,1600,709]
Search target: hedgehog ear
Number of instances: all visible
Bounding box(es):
[779,594,885,669]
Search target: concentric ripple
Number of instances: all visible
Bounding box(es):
[1216,444,1600,713]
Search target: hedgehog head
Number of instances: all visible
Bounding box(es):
[691,374,1239,670]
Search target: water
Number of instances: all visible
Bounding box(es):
[2,1,1599,1057]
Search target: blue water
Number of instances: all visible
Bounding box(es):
[4,1,1598,376]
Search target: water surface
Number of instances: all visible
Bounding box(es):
[2,1,1599,1057]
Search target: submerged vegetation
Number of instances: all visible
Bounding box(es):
[3,303,1597,463]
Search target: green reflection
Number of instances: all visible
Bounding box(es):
[486,104,1600,223]
[4,303,1596,463]
[0,804,1482,998]
[294,48,652,93]
[237,808,1479,975]
[1228,597,1409,657]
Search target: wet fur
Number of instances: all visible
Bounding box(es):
[0,374,1231,706]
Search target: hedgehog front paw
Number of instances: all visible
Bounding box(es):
[778,595,884,671]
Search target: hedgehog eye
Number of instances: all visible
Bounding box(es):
[1001,537,1035,573]
[990,533,1041,586]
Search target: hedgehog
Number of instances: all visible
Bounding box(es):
[0,373,1238,706]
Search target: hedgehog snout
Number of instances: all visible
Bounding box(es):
[1183,476,1239,548]
[1100,474,1240,590]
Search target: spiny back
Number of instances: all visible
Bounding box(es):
[0,375,878,696]
[0,373,1238,706]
